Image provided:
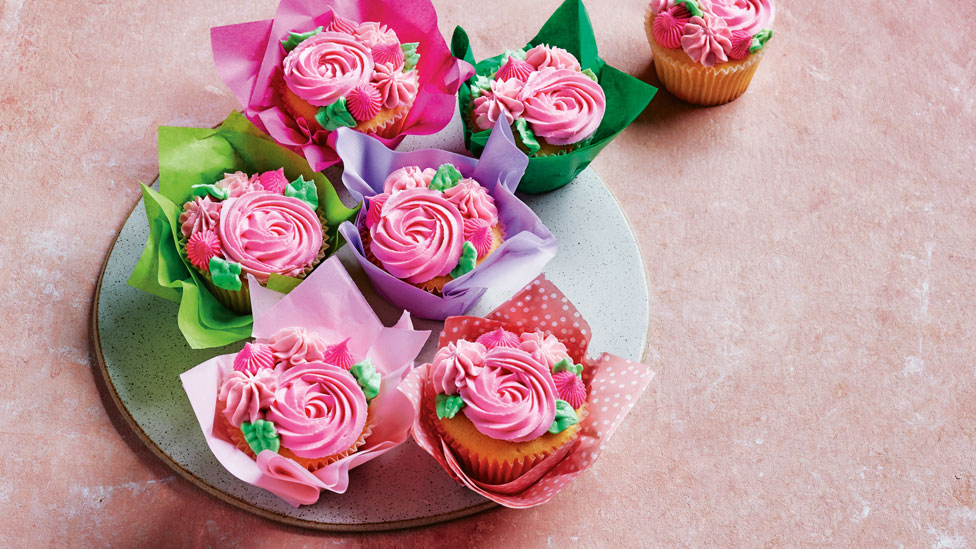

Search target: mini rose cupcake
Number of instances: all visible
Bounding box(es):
[644,0,774,105]
[462,46,606,158]
[217,328,379,471]
[177,169,327,314]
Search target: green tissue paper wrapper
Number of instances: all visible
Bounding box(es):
[452,0,657,194]
[127,111,359,349]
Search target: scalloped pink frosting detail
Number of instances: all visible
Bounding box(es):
[269,327,328,368]
[282,32,374,107]
[217,171,265,198]
[233,342,275,374]
[431,339,487,395]
[372,42,405,69]
[518,331,570,369]
[354,21,399,49]
[649,0,673,15]
[442,179,498,226]
[459,346,558,442]
[705,0,775,35]
[327,13,359,35]
[346,84,383,122]
[472,77,525,131]
[495,56,535,82]
[371,63,419,110]
[524,44,582,72]
[653,6,691,49]
[266,362,368,459]
[180,196,222,239]
[257,168,289,194]
[552,371,586,409]
[382,166,435,194]
[365,193,389,229]
[519,67,606,146]
[476,327,522,350]
[728,29,753,60]
[217,192,322,284]
[219,369,278,428]
[681,14,733,67]
[322,338,356,370]
[369,188,463,284]
[186,230,223,270]
[463,218,494,258]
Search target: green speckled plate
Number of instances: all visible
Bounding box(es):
[91,117,650,531]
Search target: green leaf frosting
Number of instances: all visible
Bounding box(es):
[678,0,703,17]
[548,400,579,434]
[514,118,541,155]
[281,26,324,52]
[450,241,478,278]
[469,74,493,99]
[552,357,583,378]
[428,163,463,191]
[581,68,598,82]
[285,175,319,210]
[208,257,242,291]
[749,28,773,53]
[191,183,229,200]
[315,97,357,131]
[350,359,381,402]
[240,419,281,454]
[401,42,421,71]
[503,48,527,62]
[435,394,465,420]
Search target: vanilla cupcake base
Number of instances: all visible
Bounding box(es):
[645,11,767,106]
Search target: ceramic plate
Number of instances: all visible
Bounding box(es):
[92,115,650,531]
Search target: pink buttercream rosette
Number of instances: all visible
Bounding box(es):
[211,0,474,171]
[398,275,655,508]
[180,256,430,507]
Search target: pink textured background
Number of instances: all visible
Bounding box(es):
[1,0,974,545]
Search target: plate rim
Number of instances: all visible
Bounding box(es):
[91,169,651,532]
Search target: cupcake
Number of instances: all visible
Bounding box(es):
[177,169,326,314]
[460,45,607,158]
[216,327,381,472]
[276,14,421,139]
[425,328,586,484]
[360,163,506,295]
[644,0,774,105]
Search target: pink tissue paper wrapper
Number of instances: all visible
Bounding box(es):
[397,275,655,508]
[180,256,430,507]
[211,0,475,171]
[336,121,558,320]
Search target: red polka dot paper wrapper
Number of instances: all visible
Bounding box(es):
[180,257,430,507]
[210,0,474,171]
[397,275,655,508]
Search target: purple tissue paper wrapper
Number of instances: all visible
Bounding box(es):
[336,123,558,319]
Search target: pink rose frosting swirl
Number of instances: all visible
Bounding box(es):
[519,68,606,146]
[518,331,570,369]
[269,327,328,367]
[459,346,558,443]
[701,0,774,35]
[217,192,323,284]
[383,166,435,194]
[431,340,487,395]
[266,362,368,459]
[524,45,582,71]
[219,369,278,428]
[442,179,498,226]
[369,188,464,284]
[472,77,525,131]
[371,63,419,109]
[681,14,733,67]
[353,21,399,48]
[217,171,265,198]
[179,196,221,238]
[282,32,374,107]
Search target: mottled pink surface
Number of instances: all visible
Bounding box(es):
[1,0,975,546]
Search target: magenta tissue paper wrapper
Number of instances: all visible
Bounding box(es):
[180,256,430,507]
[335,122,558,320]
[211,0,474,171]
